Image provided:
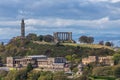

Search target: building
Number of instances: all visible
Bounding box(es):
[53,32,73,43]
[6,55,69,72]
[82,56,97,65]
[76,63,83,75]
[82,56,114,66]
[98,56,114,66]
[21,19,25,38]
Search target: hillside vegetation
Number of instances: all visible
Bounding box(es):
[0,37,114,63]
[62,43,113,49]
[0,37,119,80]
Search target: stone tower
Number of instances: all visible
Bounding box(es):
[21,19,25,37]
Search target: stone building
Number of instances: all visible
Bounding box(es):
[21,19,25,38]
[82,56,114,66]
[82,56,97,65]
[53,32,73,43]
[76,63,83,75]
[6,55,69,72]
[98,56,114,66]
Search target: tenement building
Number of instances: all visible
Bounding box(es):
[82,56,114,66]
[53,32,73,43]
[6,55,69,72]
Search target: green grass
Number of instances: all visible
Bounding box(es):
[9,67,17,71]
[62,43,113,50]
[33,41,113,50]
[33,41,55,45]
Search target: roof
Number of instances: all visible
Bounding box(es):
[27,55,47,58]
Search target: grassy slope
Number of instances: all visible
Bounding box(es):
[62,43,113,50]
[0,41,114,60]
[33,41,113,50]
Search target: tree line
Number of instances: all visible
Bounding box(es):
[79,35,113,47]
[19,33,113,47]
[26,33,54,42]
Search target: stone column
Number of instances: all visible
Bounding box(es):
[70,32,72,40]
[65,33,67,40]
[59,32,61,40]
[64,33,66,40]
[67,33,69,40]
[62,33,64,40]
[60,32,62,40]
[66,33,68,40]
[68,33,70,40]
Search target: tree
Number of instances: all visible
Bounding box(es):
[4,69,27,80]
[38,35,44,41]
[65,55,72,61]
[53,71,67,80]
[75,75,89,80]
[27,63,33,72]
[43,35,54,42]
[0,70,8,78]
[4,70,17,80]
[26,33,38,41]
[113,53,120,65]
[87,37,94,44]
[27,71,40,80]
[79,36,94,44]
[38,71,53,80]
[113,65,120,78]
[15,69,28,80]
[92,66,113,76]
[99,41,104,45]
[79,36,88,43]
[105,41,112,46]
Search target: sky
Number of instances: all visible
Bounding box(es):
[0,0,120,46]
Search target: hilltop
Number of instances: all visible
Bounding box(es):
[0,37,114,63]
[33,40,113,49]
[0,37,118,80]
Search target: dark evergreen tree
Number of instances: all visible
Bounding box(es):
[87,37,94,44]
[79,36,94,44]
[43,35,54,42]
[79,36,88,43]
[114,65,120,78]
[27,63,33,72]
[38,35,44,41]
[26,33,38,41]
[105,42,112,46]
[99,41,104,45]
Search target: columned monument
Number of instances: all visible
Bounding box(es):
[21,19,25,38]
[54,32,73,43]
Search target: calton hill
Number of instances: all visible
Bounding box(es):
[0,32,120,80]
[0,18,119,80]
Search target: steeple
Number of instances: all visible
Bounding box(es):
[21,19,25,37]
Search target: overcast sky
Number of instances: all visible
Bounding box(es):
[0,0,120,44]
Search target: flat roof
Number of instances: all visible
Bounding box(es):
[27,55,47,58]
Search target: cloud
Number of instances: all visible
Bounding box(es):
[0,0,119,46]
[88,0,120,3]
[110,0,120,3]
[0,17,119,38]
[0,27,20,39]
[0,17,119,29]
[0,21,19,26]
[24,17,120,29]
[25,26,38,31]
[0,0,119,20]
